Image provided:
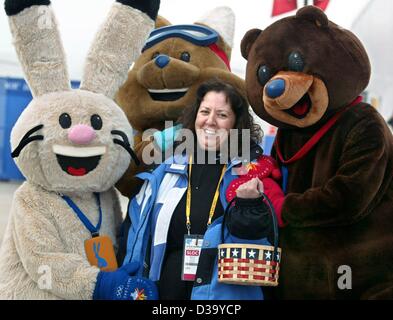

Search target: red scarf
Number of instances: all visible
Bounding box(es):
[208,43,231,71]
[274,96,363,165]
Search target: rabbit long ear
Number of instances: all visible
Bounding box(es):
[80,1,155,99]
[5,0,71,97]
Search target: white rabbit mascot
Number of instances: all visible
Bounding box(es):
[0,0,160,300]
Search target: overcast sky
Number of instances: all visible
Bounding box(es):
[0,0,372,79]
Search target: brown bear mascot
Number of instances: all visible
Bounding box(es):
[241,6,393,299]
[115,7,245,198]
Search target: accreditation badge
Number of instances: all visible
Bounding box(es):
[181,234,204,281]
[84,235,118,271]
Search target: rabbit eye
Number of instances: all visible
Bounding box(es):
[59,113,72,129]
[91,114,103,130]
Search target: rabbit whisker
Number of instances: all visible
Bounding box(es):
[11,124,44,158]
[111,130,140,165]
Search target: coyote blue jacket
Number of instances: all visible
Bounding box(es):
[122,150,272,300]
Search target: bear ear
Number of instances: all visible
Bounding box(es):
[155,15,171,29]
[241,28,262,60]
[296,5,328,28]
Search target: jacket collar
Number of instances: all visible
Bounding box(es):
[163,141,263,175]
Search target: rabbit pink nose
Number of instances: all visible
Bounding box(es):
[68,124,96,145]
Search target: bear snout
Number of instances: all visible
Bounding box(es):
[265,78,286,99]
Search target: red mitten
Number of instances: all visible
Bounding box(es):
[245,155,282,181]
[226,177,248,203]
[262,178,287,228]
[226,156,282,203]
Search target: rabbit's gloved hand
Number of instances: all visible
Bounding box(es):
[117,0,160,21]
[93,262,158,300]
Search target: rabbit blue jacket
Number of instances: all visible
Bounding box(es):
[122,150,272,300]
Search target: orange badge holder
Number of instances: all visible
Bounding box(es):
[85,235,118,271]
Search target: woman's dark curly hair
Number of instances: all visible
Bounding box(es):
[179,79,263,145]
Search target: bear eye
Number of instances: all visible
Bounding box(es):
[180,52,190,62]
[257,65,271,86]
[90,114,103,130]
[288,51,304,72]
[152,52,160,60]
[59,113,72,129]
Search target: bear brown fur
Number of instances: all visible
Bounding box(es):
[241,6,393,299]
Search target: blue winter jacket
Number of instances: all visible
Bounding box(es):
[122,152,271,300]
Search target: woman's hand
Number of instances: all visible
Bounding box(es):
[236,178,264,199]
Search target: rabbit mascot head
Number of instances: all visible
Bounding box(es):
[7,0,159,193]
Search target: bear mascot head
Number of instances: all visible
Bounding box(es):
[241,6,393,299]
[116,7,246,197]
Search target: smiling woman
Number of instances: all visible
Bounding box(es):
[118,79,277,300]
[194,91,236,151]
[181,79,262,154]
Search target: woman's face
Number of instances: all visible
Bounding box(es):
[195,91,236,151]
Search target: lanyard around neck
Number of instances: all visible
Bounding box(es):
[186,155,226,235]
[61,193,102,237]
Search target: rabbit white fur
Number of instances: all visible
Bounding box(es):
[0,0,156,299]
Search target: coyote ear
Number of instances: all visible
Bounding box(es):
[155,15,171,29]
[5,0,70,97]
[195,6,235,61]
[80,0,157,99]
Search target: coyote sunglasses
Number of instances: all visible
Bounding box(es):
[142,24,219,51]
[142,24,230,70]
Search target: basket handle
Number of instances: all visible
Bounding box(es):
[221,193,280,262]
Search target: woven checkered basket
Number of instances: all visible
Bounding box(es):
[218,195,282,287]
[218,243,281,286]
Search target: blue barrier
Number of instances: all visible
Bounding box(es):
[0,77,79,181]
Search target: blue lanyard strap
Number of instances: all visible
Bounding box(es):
[61,193,102,237]
[281,165,288,195]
